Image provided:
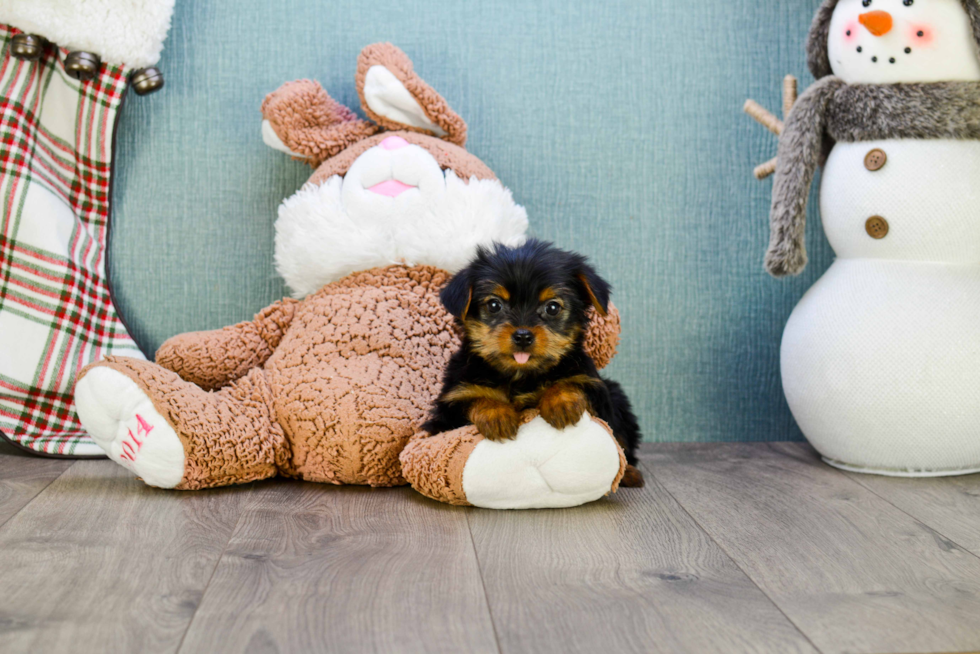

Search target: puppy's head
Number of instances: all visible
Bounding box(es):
[441,240,611,376]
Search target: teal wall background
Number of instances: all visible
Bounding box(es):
[110,0,833,443]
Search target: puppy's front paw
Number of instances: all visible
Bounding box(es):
[469,399,520,442]
[539,384,588,430]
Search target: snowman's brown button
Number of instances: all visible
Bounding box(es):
[866,216,889,239]
[864,149,887,171]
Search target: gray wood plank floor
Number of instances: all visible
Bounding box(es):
[0,440,72,528]
[1,442,978,654]
[179,482,497,654]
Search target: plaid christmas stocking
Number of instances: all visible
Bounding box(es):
[0,25,146,456]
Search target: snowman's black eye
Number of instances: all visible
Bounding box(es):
[917,30,925,36]
[862,0,872,6]
[903,0,913,5]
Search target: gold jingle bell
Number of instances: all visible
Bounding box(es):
[10,34,46,60]
[130,67,164,95]
[64,51,101,80]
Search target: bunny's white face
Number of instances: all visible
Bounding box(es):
[264,45,530,297]
[341,135,447,226]
[274,139,528,298]
[827,0,980,83]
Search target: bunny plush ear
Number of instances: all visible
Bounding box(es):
[262,79,378,167]
[356,43,468,147]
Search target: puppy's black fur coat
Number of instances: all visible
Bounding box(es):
[424,240,643,486]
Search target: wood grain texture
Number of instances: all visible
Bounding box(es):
[0,460,247,654]
[179,481,498,654]
[648,442,980,654]
[841,467,980,559]
[0,443,74,528]
[467,458,817,654]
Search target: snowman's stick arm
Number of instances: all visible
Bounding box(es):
[745,75,799,180]
[754,157,778,180]
[744,100,784,135]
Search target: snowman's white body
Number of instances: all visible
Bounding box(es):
[777,0,980,475]
[782,139,980,475]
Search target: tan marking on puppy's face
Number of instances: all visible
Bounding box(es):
[529,324,580,366]
[464,300,582,377]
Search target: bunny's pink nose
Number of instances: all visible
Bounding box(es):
[381,135,410,150]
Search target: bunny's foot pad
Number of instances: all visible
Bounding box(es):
[401,412,626,510]
[75,366,185,488]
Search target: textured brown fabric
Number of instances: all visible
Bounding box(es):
[261,79,379,168]
[81,266,622,494]
[264,265,457,486]
[79,357,290,490]
[156,298,299,391]
[400,409,627,505]
[585,413,627,495]
[355,42,467,147]
[308,130,495,186]
[399,424,481,505]
[582,302,620,371]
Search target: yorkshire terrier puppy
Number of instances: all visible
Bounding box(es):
[424,240,644,487]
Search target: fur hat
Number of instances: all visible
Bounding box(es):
[807,0,980,78]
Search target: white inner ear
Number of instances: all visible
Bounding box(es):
[363,65,447,136]
[261,120,310,158]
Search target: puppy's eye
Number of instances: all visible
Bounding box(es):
[487,299,503,314]
[544,301,562,317]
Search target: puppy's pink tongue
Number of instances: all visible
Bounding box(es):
[513,352,531,365]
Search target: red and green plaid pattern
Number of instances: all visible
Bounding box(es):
[0,25,144,457]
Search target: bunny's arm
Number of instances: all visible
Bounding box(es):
[155,298,300,391]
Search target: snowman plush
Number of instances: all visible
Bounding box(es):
[761,0,980,475]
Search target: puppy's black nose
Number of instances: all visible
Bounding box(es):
[512,329,535,349]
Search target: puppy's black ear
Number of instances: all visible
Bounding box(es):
[576,264,611,317]
[441,268,474,320]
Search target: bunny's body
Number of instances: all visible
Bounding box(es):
[73,44,628,508]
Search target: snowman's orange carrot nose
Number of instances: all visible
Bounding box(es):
[859,10,893,36]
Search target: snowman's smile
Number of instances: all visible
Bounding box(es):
[842,9,927,67]
[847,43,914,66]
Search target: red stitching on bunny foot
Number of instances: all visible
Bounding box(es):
[118,414,154,462]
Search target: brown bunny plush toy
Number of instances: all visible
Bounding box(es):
[74,43,627,509]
